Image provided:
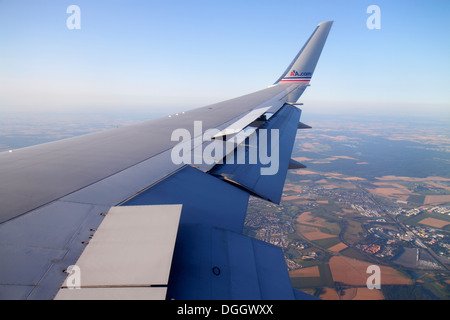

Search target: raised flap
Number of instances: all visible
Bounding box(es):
[55,205,181,300]
[212,106,271,138]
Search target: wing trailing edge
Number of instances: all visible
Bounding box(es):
[209,104,301,204]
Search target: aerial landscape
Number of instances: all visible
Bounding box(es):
[244,113,450,300]
[1,0,449,303]
[1,110,448,300]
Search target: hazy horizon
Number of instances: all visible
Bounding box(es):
[1,0,449,116]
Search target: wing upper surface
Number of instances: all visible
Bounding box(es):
[0,21,333,300]
[0,84,293,223]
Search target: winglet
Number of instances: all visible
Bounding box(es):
[275,21,333,84]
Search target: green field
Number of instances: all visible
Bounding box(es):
[399,211,450,227]
[290,263,334,289]
[312,237,341,250]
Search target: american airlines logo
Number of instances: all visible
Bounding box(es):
[289,70,312,77]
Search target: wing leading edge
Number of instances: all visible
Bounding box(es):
[0,21,333,300]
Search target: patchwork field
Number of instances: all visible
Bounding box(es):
[285,118,450,299]
[328,242,348,252]
[418,217,450,228]
[329,256,412,286]
[352,288,384,300]
[290,266,320,278]
[424,195,450,205]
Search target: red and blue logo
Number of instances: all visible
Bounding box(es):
[281,70,312,82]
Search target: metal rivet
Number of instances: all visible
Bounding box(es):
[212,266,221,276]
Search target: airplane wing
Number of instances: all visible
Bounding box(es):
[0,21,333,300]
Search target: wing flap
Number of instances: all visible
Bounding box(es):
[209,104,301,204]
[122,165,249,233]
[289,159,307,169]
[55,205,181,300]
[212,106,271,138]
[119,165,302,299]
[54,287,168,300]
[297,121,312,129]
[166,224,296,300]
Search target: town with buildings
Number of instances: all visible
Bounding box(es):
[244,180,450,272]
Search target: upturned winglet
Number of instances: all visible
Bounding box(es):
[274,21,333,85]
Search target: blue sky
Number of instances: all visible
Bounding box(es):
[1,0,449,118]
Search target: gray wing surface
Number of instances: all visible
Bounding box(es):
[0,21,332,300]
